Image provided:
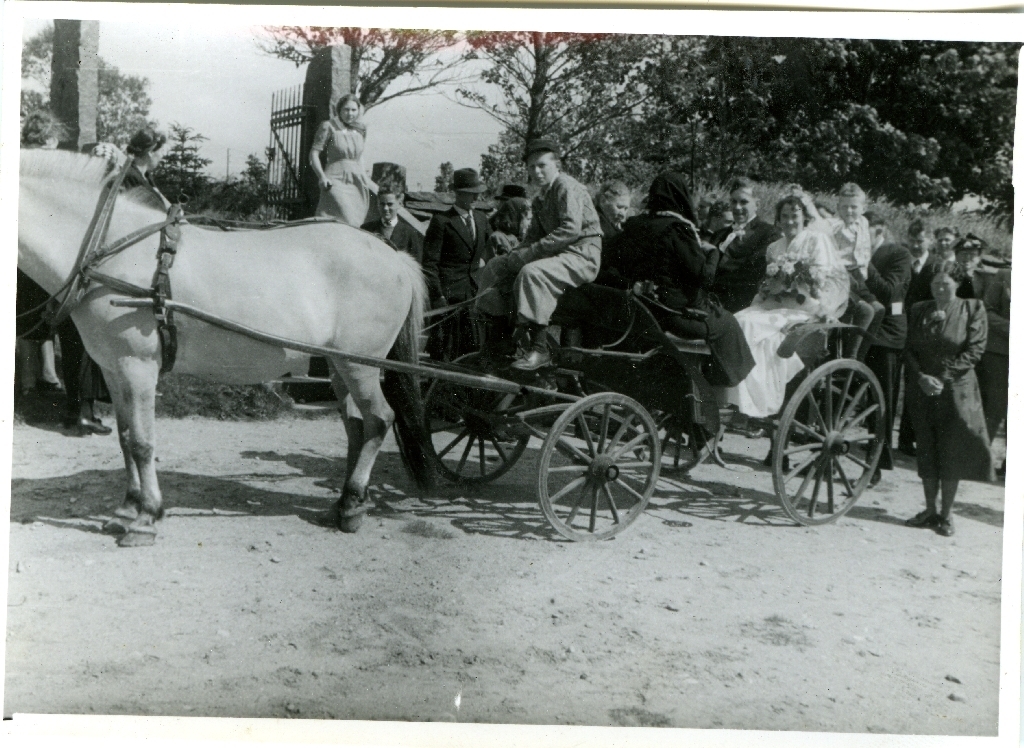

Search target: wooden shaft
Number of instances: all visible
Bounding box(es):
[109,296,577,401]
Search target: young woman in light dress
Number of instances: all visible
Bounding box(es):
[309,94,374,226]
[725,195,850,418]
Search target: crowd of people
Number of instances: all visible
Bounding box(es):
[377,135,1008,540]
[16,98,1010,539]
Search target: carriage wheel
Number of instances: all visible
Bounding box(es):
[773,359,885,526]
[537,393,661,541]
[425,353,530,485]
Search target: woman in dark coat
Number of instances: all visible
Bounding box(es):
[605,172,755,388]
[904,261,993,537]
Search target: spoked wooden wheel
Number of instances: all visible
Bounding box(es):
[537,393,661,541]
[425,353,530,484]
[773,359,885,526]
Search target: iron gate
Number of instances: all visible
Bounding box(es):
[267,84,317,220]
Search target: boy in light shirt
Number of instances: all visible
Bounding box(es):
[831,183,882,357]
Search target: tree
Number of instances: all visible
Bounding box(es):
[458,32,663,184]
[434,161,454,192]
[152,123,213,203]
[258,26,465,110]
[20,22,155,147]
[621,37,1017,211]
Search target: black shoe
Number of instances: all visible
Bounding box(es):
[869,469,882,487]
[511,348,552,371]
[898,443,916,457]
[934,516,955,537]
[905,510,939,528]
[70,417,113,436]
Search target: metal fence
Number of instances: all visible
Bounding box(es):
[267,84,317,220]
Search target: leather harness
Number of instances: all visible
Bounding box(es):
[48,158,186,373]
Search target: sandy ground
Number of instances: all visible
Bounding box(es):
[4,414,1005,735]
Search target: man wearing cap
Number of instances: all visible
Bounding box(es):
[955,234,1010,471]
[421,168,491,361]
[476,138,603,371]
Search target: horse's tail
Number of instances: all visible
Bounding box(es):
[382,254,435,491]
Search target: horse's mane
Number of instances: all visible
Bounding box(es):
[20,148,111,184]
[20,148,166,213]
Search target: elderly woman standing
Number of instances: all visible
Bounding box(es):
[904,261,993,537]
[310,94,373,226]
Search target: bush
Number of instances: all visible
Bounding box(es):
[155,374,294,420]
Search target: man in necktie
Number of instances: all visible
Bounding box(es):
[421,168,491,361]
[710,177,780,313]
[360,183,423,264]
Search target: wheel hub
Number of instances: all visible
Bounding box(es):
[823,431,849,455]
[589,455,619,483]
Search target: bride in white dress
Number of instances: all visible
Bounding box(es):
[725,195,850,418]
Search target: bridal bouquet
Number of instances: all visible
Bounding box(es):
[759,244,827,305]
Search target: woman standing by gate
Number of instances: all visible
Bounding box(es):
[309,94,373,226]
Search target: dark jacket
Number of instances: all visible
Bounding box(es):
[421,207,491,305]
[360,217,424,264]
[958,267,1011,356]
[598,207,623,246]
[865,242,913,349]
[711,217,780,312]
[905,254,940,312]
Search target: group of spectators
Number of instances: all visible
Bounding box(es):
[19,93,1009,540]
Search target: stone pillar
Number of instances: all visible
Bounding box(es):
[50,20,99,151]
[300,44,352,214]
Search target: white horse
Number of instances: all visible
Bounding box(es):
[17,149,434,546]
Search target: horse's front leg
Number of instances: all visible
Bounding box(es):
[115,357,163,547]
[101,372,144,530]
[330,363,394,534]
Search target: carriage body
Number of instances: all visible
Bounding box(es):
[426,291,885,540]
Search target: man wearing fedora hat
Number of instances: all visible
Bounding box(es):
[476,138,602,371]
[422,167,491,361]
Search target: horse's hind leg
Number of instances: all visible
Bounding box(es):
[328,361,394,533]
[113,358,163,547]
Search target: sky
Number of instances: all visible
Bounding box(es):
[22,18,503,190]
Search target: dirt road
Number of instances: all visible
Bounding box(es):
[5,415,1005,734]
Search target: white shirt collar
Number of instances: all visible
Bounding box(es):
[913,249,930,268]
[385,215,399,228]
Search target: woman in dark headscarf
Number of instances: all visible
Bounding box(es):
[604,172,755,387]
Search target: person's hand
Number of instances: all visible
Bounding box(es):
[918,373,944,396]
[435,296,449,310]
[320,177,332,191]
[505,251,527,275]
[870,300,886,316]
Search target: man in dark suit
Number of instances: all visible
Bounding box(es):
[862,229,913,482]
[360,185,423,264]
[421,168,491,360]
[711,177,781,313]
[898,221,939,455]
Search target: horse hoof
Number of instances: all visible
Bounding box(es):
[339,514,364,533]
[117,530,157,547]
[102,518,129,535]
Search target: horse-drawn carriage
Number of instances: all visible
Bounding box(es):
[423,288,887,540]
[18,148,886,546]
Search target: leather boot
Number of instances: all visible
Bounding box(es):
[512,324,552,371]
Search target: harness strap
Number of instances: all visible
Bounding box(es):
[48,158,134,328]
[151,204,185,374]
